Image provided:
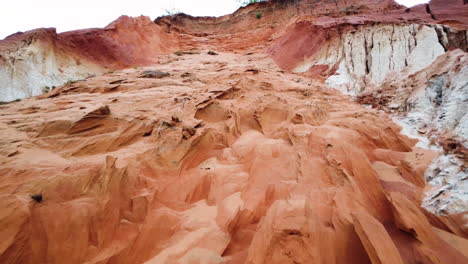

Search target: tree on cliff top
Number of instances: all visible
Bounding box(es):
[236,0,299,7]
[236,0,268,7]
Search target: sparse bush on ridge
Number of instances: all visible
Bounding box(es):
[236,0,299,9]
[42,86,52,93]
[237,0,268,7]
[164,8,182,16]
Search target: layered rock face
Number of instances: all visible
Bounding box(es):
[0,16,177,102]
[0,0,467,264]
[267,0,468,216]
[0,29,103,101]
[358,48,468,215]
[270,19,467,96]
[1,50,467,264]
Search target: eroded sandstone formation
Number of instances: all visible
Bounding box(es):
[0,16,177,101]
[0,0,467,264]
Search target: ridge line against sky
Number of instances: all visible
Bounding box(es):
[0,0,429,40]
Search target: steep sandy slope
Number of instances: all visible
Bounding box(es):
[0,0,467,263]
[0,16,177,102]
[1,49,467,264]
[156,0,468,215]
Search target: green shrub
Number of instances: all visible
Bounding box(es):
[256,12,263,19]
[238,0,260,6]
[42,86,51,93]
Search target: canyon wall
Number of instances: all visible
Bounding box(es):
[271,23,467,95]
[1,51,467,264]
[358,49,468,215]
[266,0,467,216]
[0,16,177,102]
[0,29,103,101]
[0,0,467,263]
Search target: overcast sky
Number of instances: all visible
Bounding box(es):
[0,0,429,40]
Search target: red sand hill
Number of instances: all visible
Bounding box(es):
[0,1,467,263]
